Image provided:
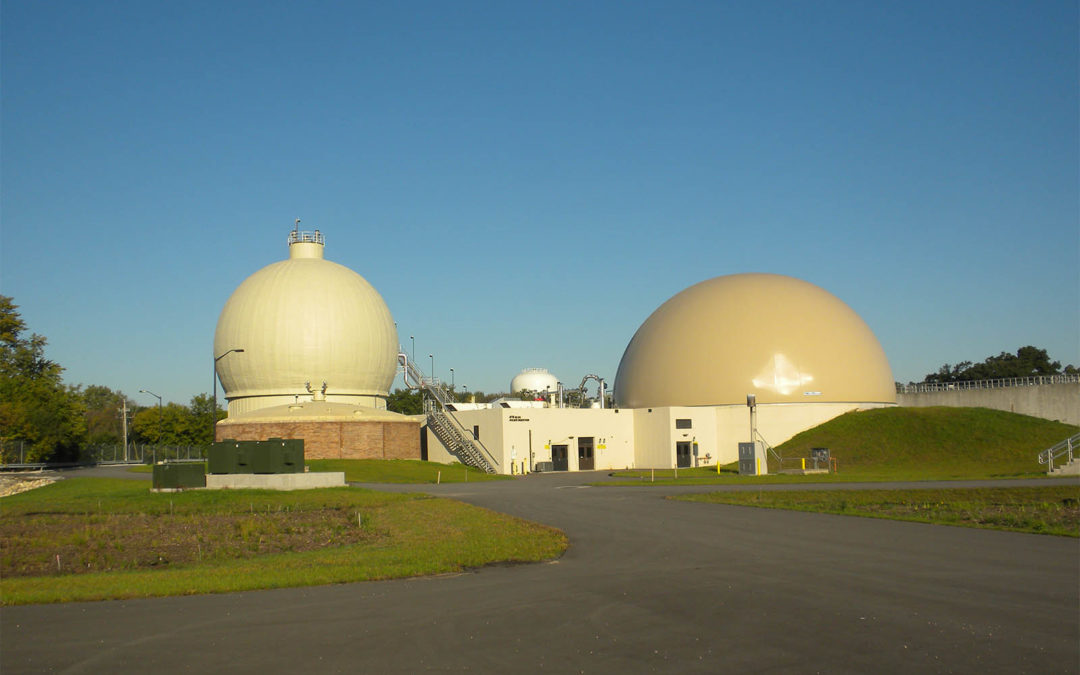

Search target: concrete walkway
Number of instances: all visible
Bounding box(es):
[2,469,1077,673]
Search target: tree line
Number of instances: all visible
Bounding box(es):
[1,296,220,463]
[923,346,1076,384]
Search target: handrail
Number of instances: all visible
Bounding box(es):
[897,374,1078,394]
[1038,433,1079,474]
[754,430,782,464]
[398,352,498,473]
[288,230,324,245]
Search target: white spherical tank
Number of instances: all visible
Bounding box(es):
[511,368,559,394]
[614,274,895,408]
[214,230,398,415]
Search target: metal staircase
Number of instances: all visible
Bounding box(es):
[1038,433,1079,475]
[399,353,497,474]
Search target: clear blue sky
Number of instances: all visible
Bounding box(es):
[2,0,1077,406]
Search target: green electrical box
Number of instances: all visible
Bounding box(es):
[153,462,207,489]
[209,438,304,474]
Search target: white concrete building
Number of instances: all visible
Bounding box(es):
[427,274,896,473]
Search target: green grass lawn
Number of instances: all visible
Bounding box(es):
[0,477,565,605]
[674,485,1080,537]
[306,458,512,483]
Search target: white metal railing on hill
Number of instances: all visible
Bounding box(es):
[1038,433,1079,474]
[897,374,1078,394]
[398,352,497,473]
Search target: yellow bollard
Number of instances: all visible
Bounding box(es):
[801,458,805,470]
[756,458,760,475]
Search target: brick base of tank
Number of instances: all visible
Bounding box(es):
[215,419,421,460]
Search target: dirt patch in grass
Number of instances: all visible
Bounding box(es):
[2,507,380,577]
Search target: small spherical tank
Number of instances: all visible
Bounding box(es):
[511,368,559,394]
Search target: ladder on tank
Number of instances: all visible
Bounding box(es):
[399,353,497,474]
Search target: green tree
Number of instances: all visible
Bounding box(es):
[386,388,423,415]
[924,346,1072,383]
[79,385,132,445]
[187,393,221,445]
[132,403,194,445]
[131,394,219,446]
[0,296,85,462]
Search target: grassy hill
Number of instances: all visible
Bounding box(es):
[775,406,1078,477]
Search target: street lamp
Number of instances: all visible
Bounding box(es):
[410,336,415,363]
[213,349,245,442]
[449,368,455,401]
[429,354,434,383]
[138,389,163,447]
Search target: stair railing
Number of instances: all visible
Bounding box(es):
[399,352,498,473]
[1038,433,1079,474]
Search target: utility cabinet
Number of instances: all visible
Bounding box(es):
[209,438,305,474]
[153,462,207,489]
[738,441,766,476]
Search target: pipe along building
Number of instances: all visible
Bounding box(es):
[214,228,896,474]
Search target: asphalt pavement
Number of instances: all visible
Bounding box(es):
[2,469,1077,674]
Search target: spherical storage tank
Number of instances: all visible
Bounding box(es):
[214,230,398,416]
[511,368,559,394]
[614,274,895,409]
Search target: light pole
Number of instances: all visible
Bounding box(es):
[410,336,415,363]
[213,348,245,442]
[139,389,163,450]
[429,354,434,384]
[449,368,455,401]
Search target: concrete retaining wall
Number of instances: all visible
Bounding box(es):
[897,383,1079,425]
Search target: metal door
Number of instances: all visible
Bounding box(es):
[551,445,569,471]
[675,441,692,468]
[577,437,595,471]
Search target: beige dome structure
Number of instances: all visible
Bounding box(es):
[614,274,895,409]
[215,230,398,416]
[213,229,419,460]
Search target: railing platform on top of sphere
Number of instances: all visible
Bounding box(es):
[288,229,324,245]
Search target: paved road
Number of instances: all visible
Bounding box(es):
[2,470,1077,673]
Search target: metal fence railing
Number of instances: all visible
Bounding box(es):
[897,374,1078,394]
[1038,433,1079,474]
[0,442,209,468]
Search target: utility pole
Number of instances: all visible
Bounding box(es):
[119,399,130,462]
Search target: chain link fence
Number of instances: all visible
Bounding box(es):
[0,441,209,468]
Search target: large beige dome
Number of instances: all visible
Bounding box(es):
[214,231,398,415]
[614,274,895,408]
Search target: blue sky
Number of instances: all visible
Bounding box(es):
[2,0,1077,406]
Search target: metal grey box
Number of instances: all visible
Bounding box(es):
[738,442,757,475]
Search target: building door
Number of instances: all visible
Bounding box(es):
[551,445,569,471]
[675,441,692,468]
[577,437,595,471]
